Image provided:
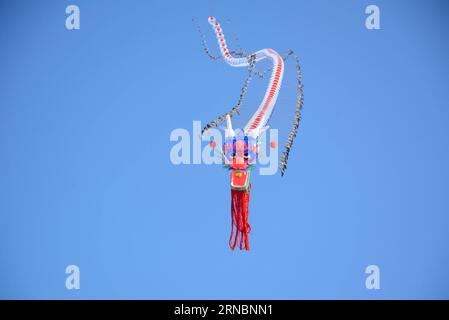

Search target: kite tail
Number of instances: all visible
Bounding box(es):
[229,187,252,250]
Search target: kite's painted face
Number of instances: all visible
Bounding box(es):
[223,133,258,190]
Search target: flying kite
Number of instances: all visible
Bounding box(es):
[199,16,304,250]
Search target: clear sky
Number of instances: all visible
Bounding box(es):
[1,0,449,299]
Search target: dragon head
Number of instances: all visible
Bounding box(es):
[222,115,259,190]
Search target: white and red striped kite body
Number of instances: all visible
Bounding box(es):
[208,16,284,136]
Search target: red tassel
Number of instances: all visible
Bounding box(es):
[229,185,252,250]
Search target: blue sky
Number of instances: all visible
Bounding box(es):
[1,0,449,299]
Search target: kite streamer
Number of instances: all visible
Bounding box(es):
[200,17,304,250]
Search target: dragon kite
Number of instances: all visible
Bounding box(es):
[199,16,304,251]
